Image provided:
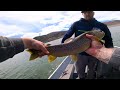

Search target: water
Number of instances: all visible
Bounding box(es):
[0,25,120,79]
[109,25,120,47]
[0,50,66,79]
[0,38,66,79]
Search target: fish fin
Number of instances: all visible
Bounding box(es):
[48,55,57,63]
[29,53,39,61]
[26,49,39,61]
[94,36,105,44]
[70,54,78,61]
[46,43,51,46]
[100,40,105,44]
[26,49,33,54]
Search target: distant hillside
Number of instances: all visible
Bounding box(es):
[34,31,67,43]
[34,20,120,43]
[104,20,120,26]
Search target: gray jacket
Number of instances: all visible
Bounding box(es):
[96,48,120,79]
[109,48,120,70]
[0,36,24,62]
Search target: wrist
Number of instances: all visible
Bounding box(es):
[22,38,33,49]
[95,47,115,64]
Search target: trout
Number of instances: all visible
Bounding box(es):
[27,29,105,62]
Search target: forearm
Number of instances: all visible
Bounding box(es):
[0,36,24,62]
[61,34,72,43]
[94,47,116,64]
[94,47,120,70]
[108,48,120,69]
[22,38,33,49]
[61,24,75,43]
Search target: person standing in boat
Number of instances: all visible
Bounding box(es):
[61,11,113,79]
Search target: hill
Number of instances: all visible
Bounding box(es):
[104,20,120,26]
[34,31,67,43]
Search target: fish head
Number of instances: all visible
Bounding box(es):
[88,29,105,39]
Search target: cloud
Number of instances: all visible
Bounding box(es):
[0,11,120,38]
[94,11,120,21]
[0,23,25,36]
[6,33,24,38]
[22,32,39,38]
[0,11,66,23]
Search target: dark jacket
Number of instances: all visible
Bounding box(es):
[61,18,113,56]
[0,36,24,62]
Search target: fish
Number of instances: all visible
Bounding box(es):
[27,29,105,62]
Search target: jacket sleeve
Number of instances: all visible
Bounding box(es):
[108,48,120,70]
[102,25,114,48]
[61,23,76,43]
[0,36,25,62]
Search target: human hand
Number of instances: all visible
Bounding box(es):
[85,34,115,64]
[22,38,49,57]
[85,34,104,56]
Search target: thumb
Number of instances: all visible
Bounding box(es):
[86,34,99,41]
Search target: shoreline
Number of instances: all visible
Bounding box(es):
[108,24,120,27]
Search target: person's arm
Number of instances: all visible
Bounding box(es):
[61,22,76,43]
[108,48,120,70]
[92,47,120,70]
[85,34,120,69]
[0,36,49,62]
[92,46,115,64]
[0,36,25,62]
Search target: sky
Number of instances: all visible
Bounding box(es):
[0,11,120,38]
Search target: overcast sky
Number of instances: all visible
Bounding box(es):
[0,11,119,38]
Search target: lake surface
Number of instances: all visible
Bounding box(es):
[0,38,66,79]
[109,25,120,47]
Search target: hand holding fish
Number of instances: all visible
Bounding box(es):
[26,29,105,63]
[85,34,104,56]
[85,34,115,64]
[22,38,49,57]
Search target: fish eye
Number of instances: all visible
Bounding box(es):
[98,30,103,32]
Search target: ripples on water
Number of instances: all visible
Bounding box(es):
[0,51,66,79]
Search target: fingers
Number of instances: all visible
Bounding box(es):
[86,34,103,47]
[86,34,94,38]
[38,52,47,57]
[86,34,99,41]
[32,40,49,55]
[38,42,49,55]
[86,34,97,40]
[85,48,98,56]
